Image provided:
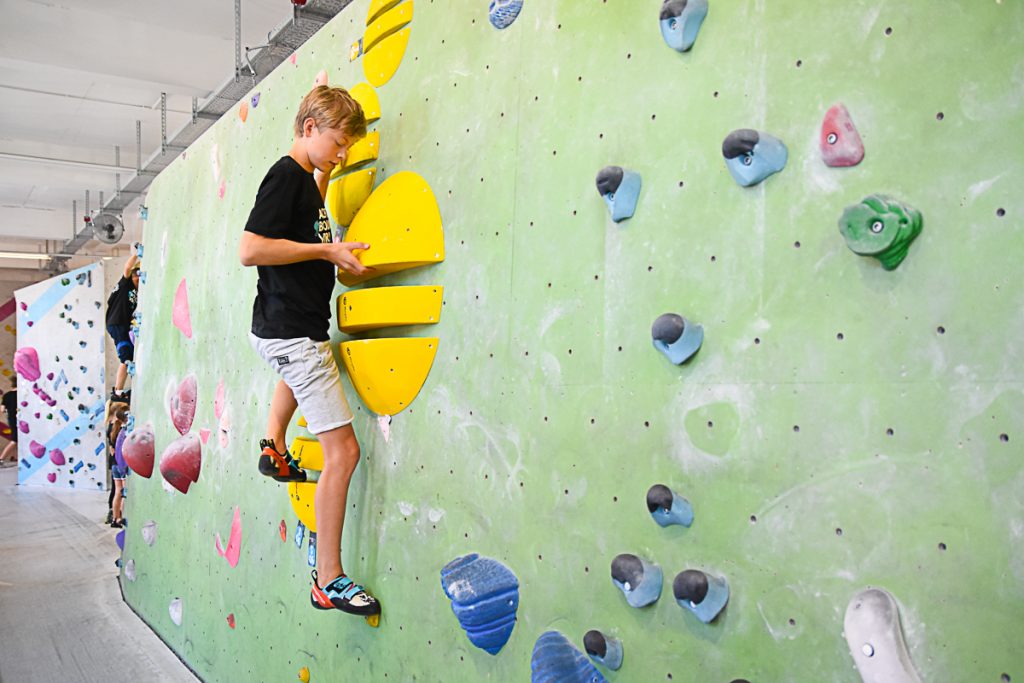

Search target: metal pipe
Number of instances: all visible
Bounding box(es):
[0,151,134,173]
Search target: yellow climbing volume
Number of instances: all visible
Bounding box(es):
[338,285,443,333]
[340,337,439,416]
[337,171,444,286]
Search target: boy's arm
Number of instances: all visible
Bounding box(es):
[239,232,370,275]
[121,249,139,279]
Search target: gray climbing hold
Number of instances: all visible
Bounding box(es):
[646,484,694,527]
[611,553,662,607]
[844,588,923,683]
[583,630,623,671]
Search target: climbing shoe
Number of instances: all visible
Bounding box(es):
[310,570,381,617]
[258,439,306,483]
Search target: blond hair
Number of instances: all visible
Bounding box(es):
[293,86,367,139]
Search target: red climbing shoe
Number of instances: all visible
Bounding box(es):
[257,439,306,483]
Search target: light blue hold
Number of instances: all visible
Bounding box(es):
[659,0,708,52]
[583,630,623,671]
[722,129,788,187]
[440,553,519,655]
[651,313,704,365]
[531,631,607,683]
[596,166,642,223]
[673,569,729,623]
[611,554,662,608]
[646,484,694,528]
[294,520,305,548]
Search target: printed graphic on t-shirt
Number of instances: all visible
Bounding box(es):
[316,208,331,244]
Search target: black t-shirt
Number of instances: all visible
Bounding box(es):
[244,156,335,341]
[105,276,137,326]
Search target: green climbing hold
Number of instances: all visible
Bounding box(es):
[838,194,923,270]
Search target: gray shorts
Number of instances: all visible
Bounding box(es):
[249,333,354,435]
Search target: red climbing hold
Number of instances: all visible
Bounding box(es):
[123,423,156,478]
[159,433,202,494]
[172,278,193,338]
[820,103,865,167]
[170,375,198,436]
[227,613,236,629]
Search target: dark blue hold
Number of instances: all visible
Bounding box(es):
[488,0,523,29]
[531,631,607,683]
[440,553,519,655]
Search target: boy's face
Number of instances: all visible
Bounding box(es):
[305,119,358,173]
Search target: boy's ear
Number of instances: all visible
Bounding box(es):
[301,117,317,137]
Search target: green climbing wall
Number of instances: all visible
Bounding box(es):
[122,1,1024,680]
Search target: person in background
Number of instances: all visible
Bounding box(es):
[106,402,130,527]
[1,377,17,466]
[105,244,141,401]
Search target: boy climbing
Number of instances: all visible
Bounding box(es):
[105,245,140,401]
[239,85,380,621]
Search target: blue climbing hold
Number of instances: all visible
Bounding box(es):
[646,484,694,527]
[652,313,703,365]
[595,166,641,222]
[659,0,708,52]
[611,554,662,607]
[440,553,519,655]
[722,129,788,187]
[531,631,607,683]
[583,630,623,671]
[673,569,729,623]
[488,0,523,29]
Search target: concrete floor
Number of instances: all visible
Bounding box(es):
[0,464,199,683]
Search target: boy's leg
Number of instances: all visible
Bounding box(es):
[312,423,360,582]
[266,379,298,450]
[1,441,15,463]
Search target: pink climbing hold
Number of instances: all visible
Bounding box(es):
[314,69,328,87]
[49,448,65,466]
[289,53,297,65]
[215,506,243,568]
[170,375,198,435]
[159,433,202,494]
[214,379,225,420]
[199,428,211,444]
[279,520,287,542]
[46,472,57,483]
[29,440,45,458]
[123,423,156,478]
[218,179,226,199]
[227,613,236,629]
[14,347,41,381]
[172,278,193,339]
[820,103,865,167]
[18,421,28,434]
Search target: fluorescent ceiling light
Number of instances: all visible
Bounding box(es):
[0,251,52,260]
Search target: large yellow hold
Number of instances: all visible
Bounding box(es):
[287,436,324,533]
[338,285,443,333]
[337,171,444,286]
[340,338,439,416]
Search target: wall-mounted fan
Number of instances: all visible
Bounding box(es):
[91,212,124,244]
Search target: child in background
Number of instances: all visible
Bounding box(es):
[106,402,129,528]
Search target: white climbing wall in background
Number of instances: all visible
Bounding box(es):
[15,263,107,489]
